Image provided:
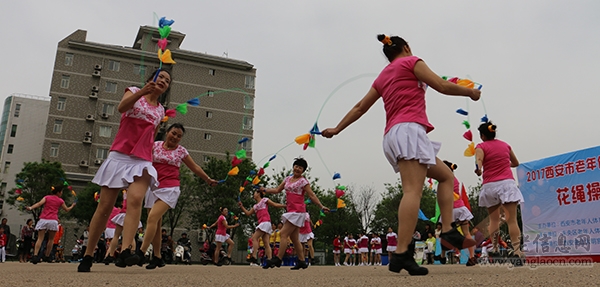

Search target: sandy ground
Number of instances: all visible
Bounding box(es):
[1,261,596,287]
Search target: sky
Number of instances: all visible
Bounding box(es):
[2,1,600,197]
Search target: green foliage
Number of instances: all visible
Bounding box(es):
[5,160,70,223]
[68,183,101,225]
[369,180,437,235]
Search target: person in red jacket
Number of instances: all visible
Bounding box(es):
[333,234,342,266]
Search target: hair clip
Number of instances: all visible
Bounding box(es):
[488,125,495,132]
[380,35,393,46]
[51,186,55,191]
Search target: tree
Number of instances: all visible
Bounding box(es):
[5,160,72,223]
[68,183,101,225]
[349,184,380,233]
[369,180,437,235]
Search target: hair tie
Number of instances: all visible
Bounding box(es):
[51,186,55,191]
[488,125,495,132]
[451,164,457,170]
[380,35,393,46]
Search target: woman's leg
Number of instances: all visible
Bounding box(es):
[214,241,222,263]
[459,222,475,258]
[141,201,170,254]
[33,230,46,257]
[276,222,295,260]
[251,231,263,259]
[121,171,151,254]
[395,159,428,253]
[151,218,163,258]
[225,238,235,258]
[44,231,57,258]
[503,202,522,255]
[289,228,304,262]
[426,158,455,233]
[262,234,272,259]
[487,204,501,252]
[105,225,123,258]
[83,187,120,257]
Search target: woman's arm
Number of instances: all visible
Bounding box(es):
[182,155,218,186]
[267,199,286,209]
[117,82,157,113]
[475,148,485,176]
[26,197,47,211]
[61,201,76,212]
[413,60,480,100]
[321,87,380,138]
[509,149,519,167]
[237,201,254,216]
[304,184,329,212]
[261,181,285,195]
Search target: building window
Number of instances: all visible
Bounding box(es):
[7,144,13,154]
[203,155,210,163]
[105,82,118,93]
[204,133,211,140]
[96,148,109,160]
[0,182,6,194]
[209,69,216,76]
[243,116,253,130]
[60,75,70,89]
[102,103,115,115]
[3,162,10,174]
[244,95,254,109]
[99,126,112,137]
[57,97,66,111]
[10,125,17,137]
[206,111,213,118]
[108,60,120,71]
[208,90,214,97]
[53,120,63,134]
[242,139,252,151]
[65,53,74,66]
[133,64,146,75]
[50,143,59,157]
[14,103,21,117]
[245,75,255,89]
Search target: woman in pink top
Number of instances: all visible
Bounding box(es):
[238,189,285,265]
[439,160,476,266]
[208,207,240,265]
[474,121,524,265]
[322,34,480,276]
[139,123,217,269]
[26,185,76,264]
[78,69,170,273]
[261,158,329,270]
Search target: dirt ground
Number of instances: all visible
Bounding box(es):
[1,261,596,287]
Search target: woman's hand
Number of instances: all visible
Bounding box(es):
[321,128,339,138]
[470,89,481,101]
[206,178,219,187]
[139,81,159,96]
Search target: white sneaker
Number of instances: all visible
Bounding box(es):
[250,263,259,267]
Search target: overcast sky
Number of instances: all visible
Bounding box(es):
[3,1,599,196]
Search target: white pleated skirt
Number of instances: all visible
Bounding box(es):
[383,123,441,173]
[144,186,180,209]
[299,232,314,243]
[111,213,143,229]
[281,212,307,228]
[35,219,58,231]
[92,151,159,190]
[256,222,273,234]
[478,179,524,208]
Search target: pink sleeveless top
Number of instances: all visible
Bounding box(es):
[284,176,309,213]
[372,56,433,134]
[152,141,189,188]
[39,195,64,221]
[254,198,270,224]
[110,87,165,161]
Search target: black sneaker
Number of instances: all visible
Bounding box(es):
[135,250,146,267]
[115,250,133,268]
[440,228,476,251]
[43,256,52,263]
[123,249,140,266]
[31,255,40,265]
[77,255,94,272]
[263,256,282,269]
[466,257,478,267]
[146,256,164,270]
[290,259,308,270]
[388,251,428,276]
[103,255,114,265]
